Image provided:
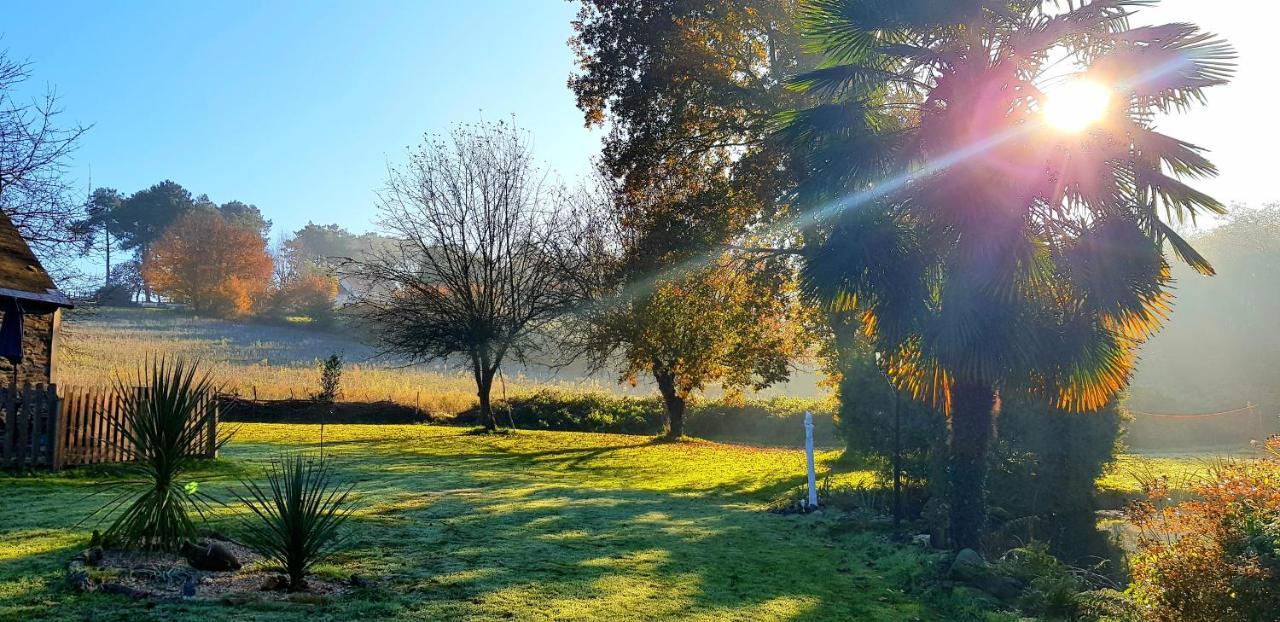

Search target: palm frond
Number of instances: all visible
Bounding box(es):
[1099,23,1236,112]
[788,64,905,99]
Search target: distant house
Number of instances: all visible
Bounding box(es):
[0,213,72,386]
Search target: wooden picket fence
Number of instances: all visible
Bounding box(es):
[0,383,220,470]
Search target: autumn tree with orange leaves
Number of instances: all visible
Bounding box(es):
[143,210,273,318]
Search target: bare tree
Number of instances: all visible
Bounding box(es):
[346,120,586,431]
[0,51,89,279]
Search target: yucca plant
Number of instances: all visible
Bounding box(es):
[236,453,355,591]
[88,357,228,551]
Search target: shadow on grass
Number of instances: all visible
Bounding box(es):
[0,429,967,621]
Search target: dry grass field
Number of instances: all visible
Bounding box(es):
[57,307,624,416]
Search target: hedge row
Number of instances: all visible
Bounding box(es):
[458,390,838,446]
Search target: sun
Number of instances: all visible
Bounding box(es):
[1042,79,1112,132]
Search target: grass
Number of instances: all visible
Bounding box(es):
[1097,451,1267,498]
[0,423,1024,622]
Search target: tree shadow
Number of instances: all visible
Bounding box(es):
[1,430,967,621]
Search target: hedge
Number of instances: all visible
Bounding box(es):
[456,389,838,446]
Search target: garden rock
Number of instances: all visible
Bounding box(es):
[261,575,289,592]
[184,540,241,571]
[911,534,931,548]
[950,548,987,581]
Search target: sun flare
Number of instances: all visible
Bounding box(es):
[1042,79,1112,132]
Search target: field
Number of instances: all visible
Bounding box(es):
[58,307,617,416]
[57,307,826,418]
[0,423,1033,622]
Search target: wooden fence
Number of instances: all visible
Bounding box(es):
[0,384,219,470]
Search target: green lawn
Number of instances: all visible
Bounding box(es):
[0,424,1028,621]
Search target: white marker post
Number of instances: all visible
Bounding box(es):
[804,411,818,510]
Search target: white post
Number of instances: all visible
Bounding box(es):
[804,411,818,509]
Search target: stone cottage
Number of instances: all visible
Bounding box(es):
[0,213,72,386]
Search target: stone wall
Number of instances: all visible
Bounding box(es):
[0,307,58,386]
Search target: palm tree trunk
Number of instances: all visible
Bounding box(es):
[948,382,997,551]
[653,367,685,440]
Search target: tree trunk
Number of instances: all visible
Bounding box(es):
[653,368,685,440]
[477,370,497,432]
[104,230,112,287]
[948,382,997,551]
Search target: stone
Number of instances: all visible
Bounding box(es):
[949,548,1024,600]
[911,534,931,548]
[950,548,987,581]
[261,575,289,592]
[184,540,241,571]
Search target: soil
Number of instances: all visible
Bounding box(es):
[69,538,352,604]
[218,396,436,425]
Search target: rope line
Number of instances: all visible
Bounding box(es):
[1128,405,1260,419]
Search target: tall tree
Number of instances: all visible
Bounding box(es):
[143,210,273,318]
[281,223,391,278]
[346,121,586,431]
[0,50,89,274]
[72,187,123,287]
[786,0,1233,549]
[216,199,272,238]
[114,180,197,301]
[569,0,815,436]
[114,180,197,258]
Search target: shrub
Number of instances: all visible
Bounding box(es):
[461,390,838,445]
[997,543,1085,618]
[1125,438,1280,622]
[236,453,355,591]
[312,354,343,403]
[90,358,227,551]
[684,397,838,446]
[985,396,1127,567]
[832,331,948,517]
[483,390,664,435]
[269,273,339,324]
[95,283,136,307]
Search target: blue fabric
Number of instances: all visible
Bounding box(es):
[0,298,23,365]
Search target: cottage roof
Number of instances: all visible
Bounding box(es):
[0,212,72,308]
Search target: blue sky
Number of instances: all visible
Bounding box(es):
[3,0,599,245]
[2,0,1275,257]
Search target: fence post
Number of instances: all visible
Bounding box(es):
[50,385,64,470]
[804,411,818,510]
[205,395,219,459]
[0,384,11,467]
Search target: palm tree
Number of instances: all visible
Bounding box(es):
[783,0,1233,550]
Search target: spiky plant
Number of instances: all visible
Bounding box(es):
[236,453,355,591]
[90,357,227,551]
[783,0,1233,549]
